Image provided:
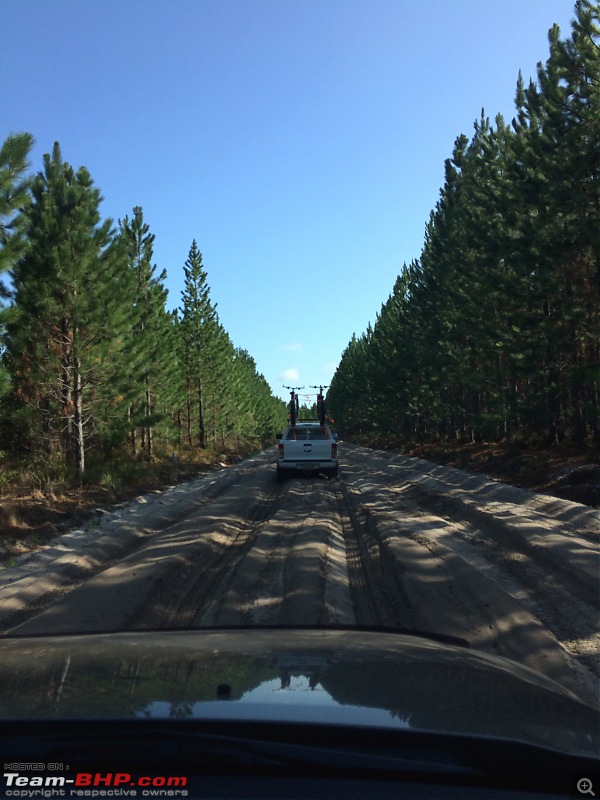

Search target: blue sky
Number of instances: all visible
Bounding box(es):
[2,0,577,401]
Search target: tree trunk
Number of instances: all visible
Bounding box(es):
[61,318,73,465]
[73,356,85,475]
[186,393,192,448]
[146,383,153,457]
[128,406,138,455]
[197,381,205,449]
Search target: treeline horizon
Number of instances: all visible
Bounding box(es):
[329,1,600,449]
[0,139,286,487]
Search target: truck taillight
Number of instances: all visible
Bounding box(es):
[278,443,284,460]
[332,443,337,458]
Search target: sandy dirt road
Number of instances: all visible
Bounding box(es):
[0,445,597,708]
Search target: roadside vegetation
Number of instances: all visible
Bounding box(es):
[329,1,599,495]
[0,137,286,541]
[1,2,598,547]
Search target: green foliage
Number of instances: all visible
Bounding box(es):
[227,348,286,445]
[179,239,218,448]
[118,206,175,457]
[0,131,33,291]
[4,143,137,474]
[0,140,284,486]
[330,2,600,449]
[178,242,285,450]
[0,449,20,493]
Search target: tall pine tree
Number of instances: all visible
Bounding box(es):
[0,132,33,296]
[6,142,135,474]
[119,206,175,456]
[180,240,218,449]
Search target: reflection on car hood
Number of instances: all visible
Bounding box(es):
[0,628,597,757]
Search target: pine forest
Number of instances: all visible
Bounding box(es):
[329,1,599,451]
[0,141,286,488]
[1,2,599,496]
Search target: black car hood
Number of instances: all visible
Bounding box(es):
[0,628,597,758]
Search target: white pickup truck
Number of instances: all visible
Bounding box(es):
[276,422,339,480]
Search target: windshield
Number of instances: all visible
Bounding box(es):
[0,0,598,795]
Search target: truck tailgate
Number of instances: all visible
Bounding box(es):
[283,440,333,462]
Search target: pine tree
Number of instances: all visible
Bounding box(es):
[205,321,237,448]
[506,3,600,444]
[332,2,599,450]
[546,1,600,444]
[0,132,33,449]
[6,142,135,474]
[180,240,218,449]
[228,347,284,446]
[119,206,175,456]
[0,132,33,296]
[328,330,374,437]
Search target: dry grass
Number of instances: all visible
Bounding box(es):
[0,445,252,557]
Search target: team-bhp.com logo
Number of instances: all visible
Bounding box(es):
[3,771,188,797]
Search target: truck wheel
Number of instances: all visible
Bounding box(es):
[276,467,287,482]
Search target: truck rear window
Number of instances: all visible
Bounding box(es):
[285,427,330,440]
